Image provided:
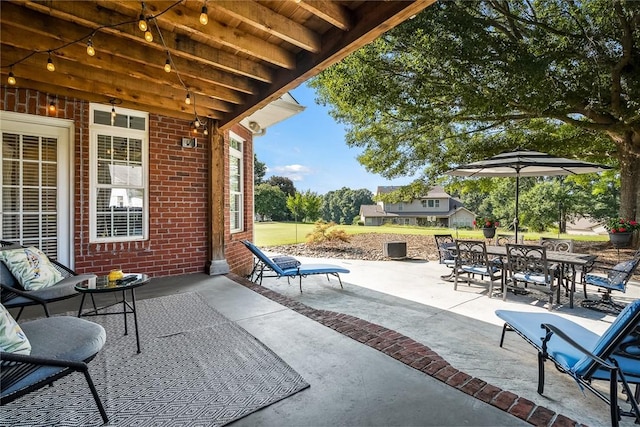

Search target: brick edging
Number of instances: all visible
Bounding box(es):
[228,273,584,427]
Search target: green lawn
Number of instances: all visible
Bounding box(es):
[253,222,608,247]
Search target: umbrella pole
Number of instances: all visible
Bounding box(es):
[514,174,520,243]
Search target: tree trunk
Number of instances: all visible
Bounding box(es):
[617,131,640,247]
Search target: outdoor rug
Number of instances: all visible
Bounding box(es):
[2,292,310,426]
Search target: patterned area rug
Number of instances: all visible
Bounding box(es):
[3,292,309,426]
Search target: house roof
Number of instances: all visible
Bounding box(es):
[1,1,435,129]
[376,185,450,198]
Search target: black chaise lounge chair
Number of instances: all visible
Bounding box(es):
[496,299,640,427]
[241,240,349,292]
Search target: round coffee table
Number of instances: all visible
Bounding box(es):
[75,273,150,353]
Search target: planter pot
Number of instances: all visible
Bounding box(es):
[482,227,496,238]
[609,232,633,248]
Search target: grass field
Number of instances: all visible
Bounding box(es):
[253,222,608,247]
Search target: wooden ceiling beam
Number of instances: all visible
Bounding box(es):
[95,0,298,69]
[0,2,257,97]
[0,77,209,122]
[0,23,250,105]
[294,0,353,31]
[1,49,225,119]
[210,1,322,53]
[19,0,275,82]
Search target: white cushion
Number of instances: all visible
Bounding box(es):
[0,303,31,354]
[0,247,63,291]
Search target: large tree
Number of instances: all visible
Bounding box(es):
[309,0,639,221]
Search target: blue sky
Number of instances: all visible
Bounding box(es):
[253,84,413,196]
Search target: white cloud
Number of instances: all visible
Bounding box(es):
[270,164,312,182]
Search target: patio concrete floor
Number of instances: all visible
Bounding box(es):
[20,255,640,426]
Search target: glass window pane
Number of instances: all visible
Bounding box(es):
[130,116,145,130]
[2,188,19,211]
[2,214,19,236]
[42,163,56,187]
[42,137,57,162]
[3,160,19,185]
[94,110,111,125]
[42,189,57,211]
[23,188,40,210]
[2,133,19,159]
[22,135,39,160]
[23,162,39,186]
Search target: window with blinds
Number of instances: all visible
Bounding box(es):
[229,133,244,233]
[89,104,148,242]
[1,132,58,255]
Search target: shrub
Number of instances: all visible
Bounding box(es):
[306,221,351,244]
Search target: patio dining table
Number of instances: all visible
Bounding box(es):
[485,245,598,308]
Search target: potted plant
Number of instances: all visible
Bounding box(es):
[474,217,499,238]
[604,217,640,248]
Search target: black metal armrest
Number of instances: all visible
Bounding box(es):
[0,283,46,305]
[540,323,615,371]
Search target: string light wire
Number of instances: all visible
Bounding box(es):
[2,1,210,132]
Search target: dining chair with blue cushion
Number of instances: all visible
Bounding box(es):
[505,244,559,310]
[453,239,502,298]
[581,249,640,314]
[496,299,640,427]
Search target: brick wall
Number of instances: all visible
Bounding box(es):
[1,87,254,278]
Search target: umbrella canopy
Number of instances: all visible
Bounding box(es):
[446,150,612,241]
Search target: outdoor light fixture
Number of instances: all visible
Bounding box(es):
[86,38,95,56]
[199,6,209,25]
[46,54,55,72]
[138,14,148,31]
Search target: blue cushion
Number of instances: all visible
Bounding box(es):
[572,299,640,375]
[513,272,553,286]
[2,316,106,397]
[280,264,350,276]
[272,256,301,270]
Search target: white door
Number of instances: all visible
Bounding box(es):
[0,112,73,265]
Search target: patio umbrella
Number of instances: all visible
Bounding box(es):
[446,150,611,242]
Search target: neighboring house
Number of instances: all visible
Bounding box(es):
[359,186,475,228]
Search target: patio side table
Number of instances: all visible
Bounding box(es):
[75,273,150,354]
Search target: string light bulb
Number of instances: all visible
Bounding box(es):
[48,100,56,113]
[46,53,55,72]
[164,55,171,73]
[7,70,16,85]
[138,14,148,31]
[199,6,209,25]
[194,118,201,128]
[144,28,153,42]
[203,127,209,136]
[185,92,191,105]
[86,38,95,56]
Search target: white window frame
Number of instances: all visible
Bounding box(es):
[229,131,244,233]
[88,103,148,243]
[427,199,440,208]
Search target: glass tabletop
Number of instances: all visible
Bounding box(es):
[75,273,150,292]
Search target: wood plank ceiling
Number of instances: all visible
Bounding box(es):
[0,0,434,130]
